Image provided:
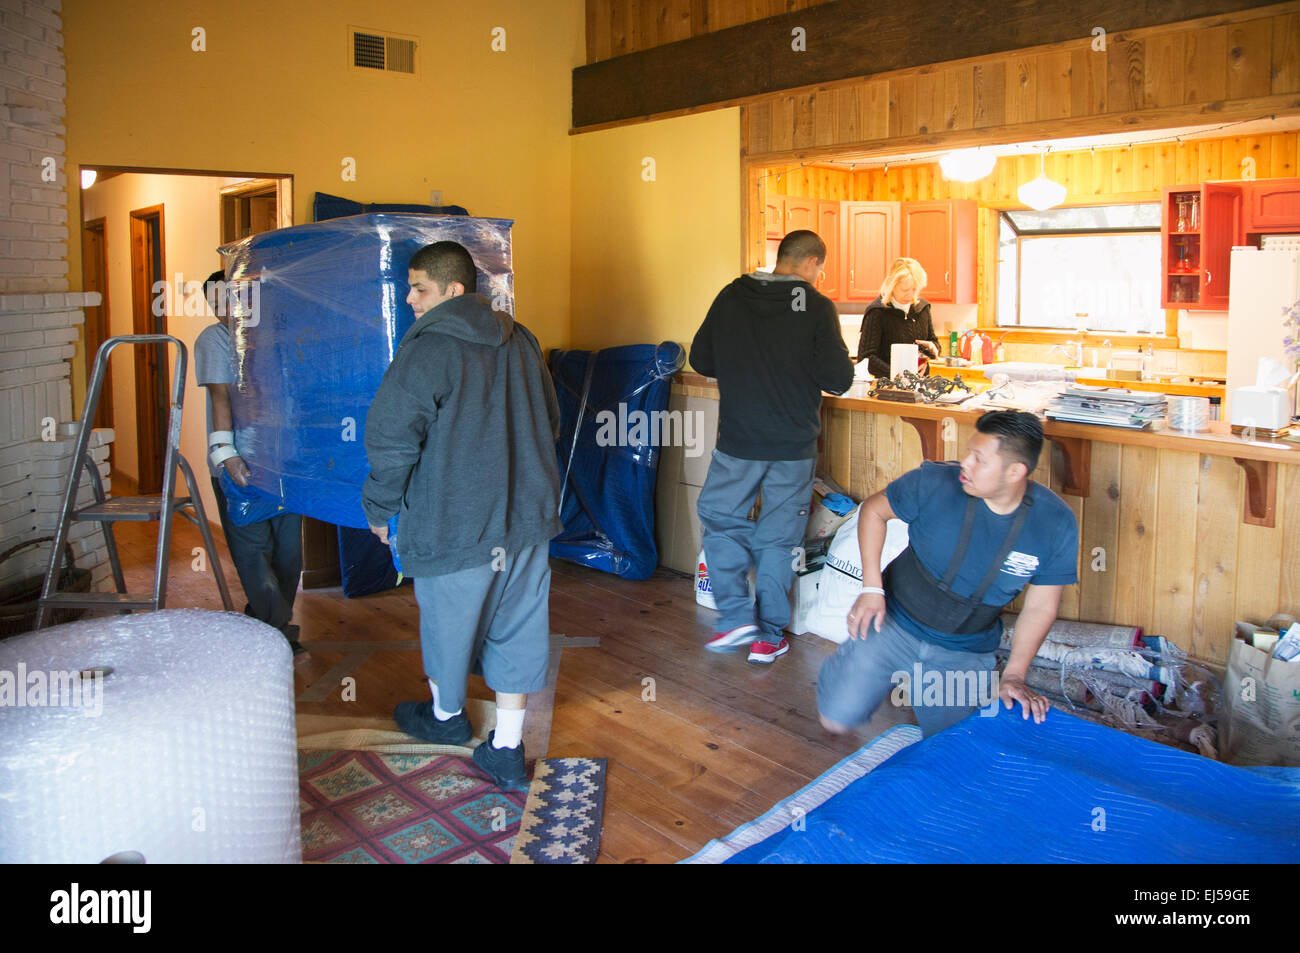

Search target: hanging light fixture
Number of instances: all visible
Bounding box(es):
[80,168,97,189]
[939,148,996,182]
[1017,149,1066,210]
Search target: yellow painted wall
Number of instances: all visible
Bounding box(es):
[64,0,585,411]
[569,108,741,358]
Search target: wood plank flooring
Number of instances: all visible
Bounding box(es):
[89,482,912,864]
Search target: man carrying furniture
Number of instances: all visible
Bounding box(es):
[691,230,855,663]
[362,241,561,790]
[818,410,1079,736]
[196,270,307,660]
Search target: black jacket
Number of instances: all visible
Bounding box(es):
[361,293,562,576]
[857,296,939,378]
[690,273,854,461]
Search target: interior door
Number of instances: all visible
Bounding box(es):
[129,205,166,495]
[80,218,113,430]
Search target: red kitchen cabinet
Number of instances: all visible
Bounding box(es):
[842,202,899,301]
[899,199,977,303]
[1244,178,1300,230]
[1160,183,1242,310]
[764,194,785,239]
[816,200,841,299]
[783,196,817,233]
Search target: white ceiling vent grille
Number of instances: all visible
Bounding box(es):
[350,28,416,75]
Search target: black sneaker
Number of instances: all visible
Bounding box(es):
[472,730,529,791]
[393,700,473,745]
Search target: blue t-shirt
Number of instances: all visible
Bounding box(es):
[885,461,1079,653]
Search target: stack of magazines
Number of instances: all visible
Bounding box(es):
[1046,386,1167,430]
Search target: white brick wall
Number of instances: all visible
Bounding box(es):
[1,0,66,296]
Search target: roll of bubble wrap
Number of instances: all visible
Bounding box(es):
[0,609,301,863]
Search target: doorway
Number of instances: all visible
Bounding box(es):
[129,205,167,495]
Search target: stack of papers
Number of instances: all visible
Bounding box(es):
[1046,386,1167,430]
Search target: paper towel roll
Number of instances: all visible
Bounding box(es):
[0,609,301,863]
[890,343,919,378]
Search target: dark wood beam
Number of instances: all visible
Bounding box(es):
[573,0,1272,128]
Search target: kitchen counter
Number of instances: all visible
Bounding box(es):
[926,362,1226,400]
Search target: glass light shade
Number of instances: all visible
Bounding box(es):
[1018,172,1066,211]
[80,169,97,189]
[939,149,996,182]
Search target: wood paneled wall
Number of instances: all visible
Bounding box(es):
[765,131,1300,204]
[743,6,1300,159]
[586,0,836,63]
[819,408,1300,666]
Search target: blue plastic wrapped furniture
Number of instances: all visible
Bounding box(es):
[707,710,1300,864]
[215,213,514,531]
[548,342,685,580]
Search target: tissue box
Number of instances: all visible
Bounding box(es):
[1230,386,1290,431]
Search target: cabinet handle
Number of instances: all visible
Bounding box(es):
[1205,269,1212,286]
[850,269,854,286]
[945,270,950,286]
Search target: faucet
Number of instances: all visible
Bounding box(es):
[1048,341,1082,365]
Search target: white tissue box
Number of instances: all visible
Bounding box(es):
[1231,386,1290,431]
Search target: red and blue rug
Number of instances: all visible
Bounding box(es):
[299,749,608,864]
[299,749,526,864]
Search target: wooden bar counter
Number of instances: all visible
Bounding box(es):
[673,373,1300,667]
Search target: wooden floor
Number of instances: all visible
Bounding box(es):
[101,487,911,864]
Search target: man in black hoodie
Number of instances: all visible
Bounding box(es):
[362,241,562,790]
[691,230,855,663]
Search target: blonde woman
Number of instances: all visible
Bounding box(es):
[856,258,940,378]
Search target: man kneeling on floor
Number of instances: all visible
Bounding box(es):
[362,241,562,790]
[818,411,1079,736]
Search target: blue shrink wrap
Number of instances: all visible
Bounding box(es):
[216,213,514,528]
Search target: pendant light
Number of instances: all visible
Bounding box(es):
[939,148,996,182]
[80,169,97,189]
[1017,149,1066,210]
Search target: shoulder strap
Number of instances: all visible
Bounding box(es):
[970,485,1035,604]
[941,495,978,586]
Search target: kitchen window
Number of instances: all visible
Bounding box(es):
[996,204,1164,333]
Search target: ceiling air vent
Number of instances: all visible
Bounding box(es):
[351,29,416,74]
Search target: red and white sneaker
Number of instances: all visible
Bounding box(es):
[706,624,760,653]
[747,638,789,663]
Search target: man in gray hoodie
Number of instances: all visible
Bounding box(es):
[362,241,561,790]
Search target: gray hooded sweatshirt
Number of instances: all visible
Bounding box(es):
[361,292,562,577]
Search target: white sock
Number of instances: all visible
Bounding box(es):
[429,679,462,721]
[492,707,526,748]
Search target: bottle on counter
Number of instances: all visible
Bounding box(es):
[949,331,958,358]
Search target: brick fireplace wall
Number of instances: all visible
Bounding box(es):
[0,0,115,600]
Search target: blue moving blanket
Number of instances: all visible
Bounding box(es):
[726,710,1300,863]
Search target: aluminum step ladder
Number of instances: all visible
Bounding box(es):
[34,334,233,628]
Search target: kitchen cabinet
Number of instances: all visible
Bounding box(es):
[783,196,817,233]
[1160,183,1242,310]
[1244,178,1300,230]
[816,200,841,299]
[764,194,784,239]
[899,199,977,303]
[842,202,899,301]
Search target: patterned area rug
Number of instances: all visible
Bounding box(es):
[299,749,526,864]
[510,757,607,864]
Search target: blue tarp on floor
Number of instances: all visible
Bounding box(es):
[725,710,1300,864]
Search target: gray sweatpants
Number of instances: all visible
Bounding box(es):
[696,450,816,642]
[412,543,551,712]
[817,613,999,737]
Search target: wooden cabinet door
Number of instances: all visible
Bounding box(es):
[1199,182,1243,311]
[1245,178,1300,229]
[765,194,785,239]
[816,200,841,300]
[900,199,977,303]
[783,196,817,233]
[842,202,898,301]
